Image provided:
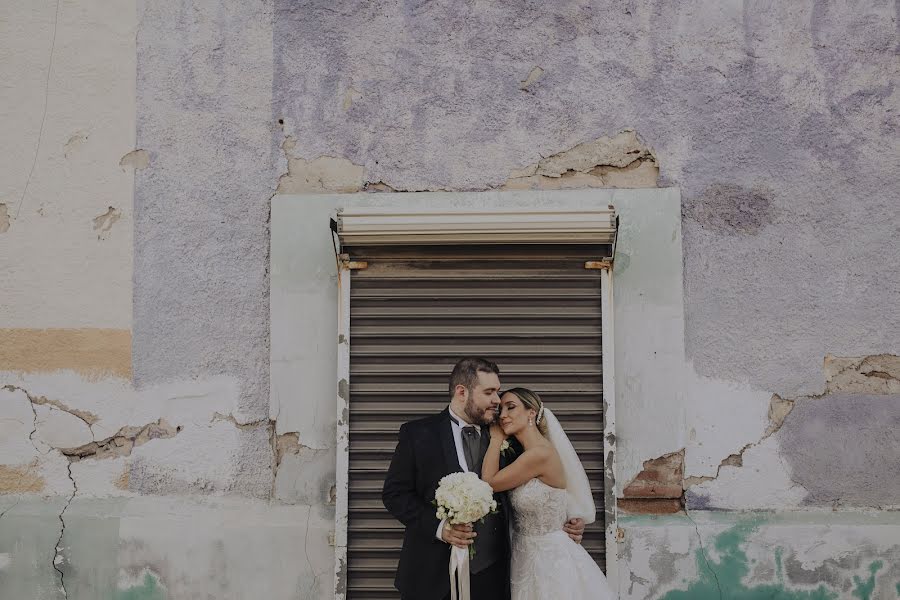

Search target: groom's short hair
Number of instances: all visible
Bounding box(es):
[448,357,500,397]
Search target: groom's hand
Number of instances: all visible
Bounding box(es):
[563,518,585,544]
[441,523,476,549]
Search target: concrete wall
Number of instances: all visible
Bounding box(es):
[2,0,899,598]
[620,512,900,600]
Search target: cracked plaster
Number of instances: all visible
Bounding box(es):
[270,0,899,401]
[618,513,900,600]
[1,373,273,498]
[1,1,899,596]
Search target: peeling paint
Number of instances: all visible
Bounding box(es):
[27,393,99,427]
[0,462,45,493]
[277,137,365,194]
[341,86,361,111]
[685,444,752,489]
[519,65,544,90]
[63,131,88,158]
[115,570,166,600]
[275,432,301,464]
[362,181,397,193]
[63,419,181,461]
[92,206,122,239]
[335,555,347,596]
[825,355,900,394]
[119,149,149,170]
[765,394,795,437]
[503,130,658,190]
[660,520,839,599]
[0,203,9,233]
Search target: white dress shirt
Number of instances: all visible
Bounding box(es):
[436,405,481,541]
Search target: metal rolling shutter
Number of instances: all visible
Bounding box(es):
[346,246,606,599]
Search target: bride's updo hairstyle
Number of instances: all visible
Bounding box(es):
[505,387,549,437]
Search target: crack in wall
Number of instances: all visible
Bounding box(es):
[0,203,9,233]
[29,394,99,433]
[824,354,900,394]
[684,508,723,600]
[274,129,658,194]
[4,384,100,441]
[61,418,181,461]
[0,500,20,521]
[210,412,271,431]
[13,0,61,220]
[302,506,320,598]
[2,385,49,457]
[684,394,795,489]
[4,385,185,463]
[53,461,76,599]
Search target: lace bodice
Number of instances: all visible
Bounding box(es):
[509,478,568,537]
[508,478,614,599]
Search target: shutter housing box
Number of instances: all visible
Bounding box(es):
[336,207,617,253]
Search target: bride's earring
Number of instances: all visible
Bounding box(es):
[528,418,533,427]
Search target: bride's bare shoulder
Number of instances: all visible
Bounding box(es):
[540,444,567,488]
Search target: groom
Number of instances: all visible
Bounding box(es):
[382,357,586,600]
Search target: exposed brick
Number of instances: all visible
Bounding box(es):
[623,450,684,499]
[617,498,683,515]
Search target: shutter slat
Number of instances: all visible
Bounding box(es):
[347,256,606,599]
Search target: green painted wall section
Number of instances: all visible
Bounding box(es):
[659,520,888,600]
[114,572,166,600]
[851,561,881,600]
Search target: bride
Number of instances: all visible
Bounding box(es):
[481,388,616,600]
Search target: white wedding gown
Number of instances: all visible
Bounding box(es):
[509,478,616,600]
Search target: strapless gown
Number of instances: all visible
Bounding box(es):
[508,478,616,600]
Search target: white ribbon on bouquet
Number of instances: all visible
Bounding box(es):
[448,545,471,600]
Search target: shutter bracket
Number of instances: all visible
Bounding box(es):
[584,260,612,270]
[338,254,368,270]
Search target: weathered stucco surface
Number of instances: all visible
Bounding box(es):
[619,513,900,600]
[0,0,136,330]
[0,496,330,600]
[3,0,900,598]
[271,0,899,395]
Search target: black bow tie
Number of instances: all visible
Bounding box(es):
[449,413,480,433]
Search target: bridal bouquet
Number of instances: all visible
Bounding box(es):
[434,472,497,559]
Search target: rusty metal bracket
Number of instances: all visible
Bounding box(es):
[585,260,612,270]
[338,254,368,270]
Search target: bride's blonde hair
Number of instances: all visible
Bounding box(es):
[504,387,549,437]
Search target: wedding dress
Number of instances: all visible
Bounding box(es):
[508,478,616,600]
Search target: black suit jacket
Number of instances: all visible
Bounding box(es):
[382,408,511,600]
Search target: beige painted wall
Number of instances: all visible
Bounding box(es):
[0,0,136,331]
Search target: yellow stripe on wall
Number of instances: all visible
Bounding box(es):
[0,328,132,380]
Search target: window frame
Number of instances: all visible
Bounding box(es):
[331,210,620,599]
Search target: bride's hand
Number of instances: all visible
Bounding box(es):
[489,421,505,442]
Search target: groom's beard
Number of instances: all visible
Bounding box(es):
[463,397,495,426]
